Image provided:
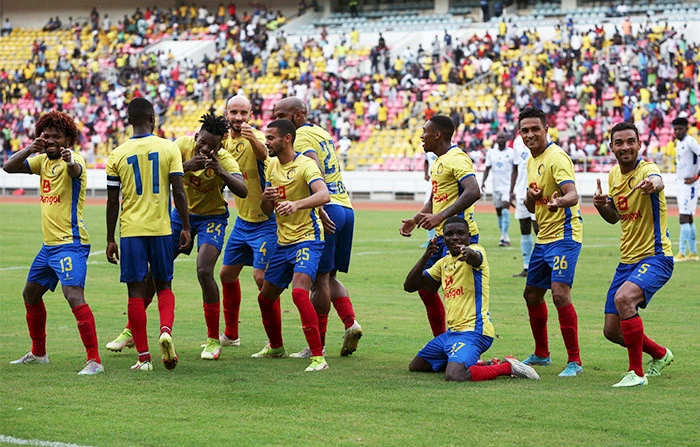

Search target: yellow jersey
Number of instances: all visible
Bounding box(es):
[223,130,270,222]
[265,153,324,245]
[425,244,494,336]
[430,146,479,238]
[175,136,241,216]
[607,160,673,263]
[106,134,183,237]
[26,152,90,246]
[295,123,353,209]
[527,143,583,244]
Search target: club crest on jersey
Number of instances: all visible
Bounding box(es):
[205,168,216,178]
[234,142,245,154]
[286,168,296,180]
[436,163,444,175]
[50,164,61,175]
[627,177,636,190]
[537,164,545,176]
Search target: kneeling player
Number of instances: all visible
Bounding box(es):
[594,122,674,387]
[404,216,539,382]
[4,111,102,375]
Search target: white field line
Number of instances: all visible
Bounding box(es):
[0,434,96,447]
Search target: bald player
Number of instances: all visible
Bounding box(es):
[219,95,278,347]
[273,97,363,358]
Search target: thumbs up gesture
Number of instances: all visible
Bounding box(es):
[546,191,560,212]
[593,178,608,208]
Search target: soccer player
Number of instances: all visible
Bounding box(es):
[105,113,248,361]
[253,119,330,372]
[219,94,277,347]
[593,122,675,387]
[4,110,103,375]
[404,216,539,382]
[671,117,700,261]
[519,107,583,377]
[510,134,539,277]
[400,115,481,337]
[272,96,362,358]
[105,98,191,372]
[481,131,514,247]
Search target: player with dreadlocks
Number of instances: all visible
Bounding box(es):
[4,110,104,375]
[106,113,248,361]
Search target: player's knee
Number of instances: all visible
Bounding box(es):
[603,325,623,345]
[551,290,571,307]
[197,265,214,283]
[613,292,636,313]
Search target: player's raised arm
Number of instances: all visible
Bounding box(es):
[206,154,248,198]
[3,133,46,174]
[170,174,191,250]
[634,175,664,195]
[403,239,441,293]
[275,178,329,216]
[240,122,268,161]
[400,199,433,237]
[546,181,578,212]
[419,175,480,230]
[593,178,619,224]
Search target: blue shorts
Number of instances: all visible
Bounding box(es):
[424,234,480,270]
[605,255,674,314]
[318,205,354,274]
[171,211,228,255]
[417,330,494,372]
[222,217,277,269]
[264,241,325,289]
[27,244,90,291]
[120,235,174,283]
[526,239,581,289]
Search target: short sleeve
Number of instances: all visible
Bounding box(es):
[452,151,476,182]
[218,150,241,175]
[294,133,316,155]
[174,136,189,158]
[551,150,576,186]
[168,142,184,175]
[425,257,444,282]
[73,152,87,171]
[105,151,119,179]
[26,154,44,175]
[688,137,700,156]
[643,161,662,178]
[606,170,614,200]
[484,149,492,167]
[303,158,324,185]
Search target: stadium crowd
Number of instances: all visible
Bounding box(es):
[1,4,699,173]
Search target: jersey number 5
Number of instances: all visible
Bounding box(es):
[127,153,160,195]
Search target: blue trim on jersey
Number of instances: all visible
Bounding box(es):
[308,178,324,188]
[256,159,266,193]
[422,269,440,285]
[310,208,322,241]
[473,269,484,334]
[107,175,120,181]
[647,174,661,179]
[169,172,184,177]
[23,159,31,173]
[131,133,154,139]
[563,207,573,240]
[558,180,574,186]
[458,173,475,182]
[71,177,81,243]
[650,193,663,255]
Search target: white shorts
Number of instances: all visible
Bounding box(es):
[515,196,536,220]
[677,181,698,215]
[492,190,510,209]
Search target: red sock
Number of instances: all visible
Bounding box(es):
[642,334,667,359]
[25,301,47,357]
[72,303,100,363]
[620,315,644,376]
[556,303,581,365]
[128,298,150,362]
[527,302,549,358]
[291,288,323,356]
[157,289,175,334]
[257,294,283,348]
[468,362,512,381]
[332,296,355,329]
[222,280,241,340]
[317,313,329,347]
[418,289,445,337]
[125,295,153,331]
[203,302,220,339]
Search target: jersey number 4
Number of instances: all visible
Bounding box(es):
[127,153,159,195]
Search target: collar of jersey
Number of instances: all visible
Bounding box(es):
[301,123,314,127]
[131,133,154,139]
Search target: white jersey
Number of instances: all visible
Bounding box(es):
[485,145,514,193]
[676,134,700,181]
[426,152,438,173]
[513,136,530,199]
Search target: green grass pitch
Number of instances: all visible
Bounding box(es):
[0,202,698,446]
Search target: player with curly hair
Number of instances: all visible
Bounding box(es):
[4,110,103,375]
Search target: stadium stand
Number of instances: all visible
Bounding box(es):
[1,1,699,177]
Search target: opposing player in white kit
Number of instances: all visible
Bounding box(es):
[672,117,700,261]
[481,131,514,247]
[510,135,539,277]
[422,151,439,246]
